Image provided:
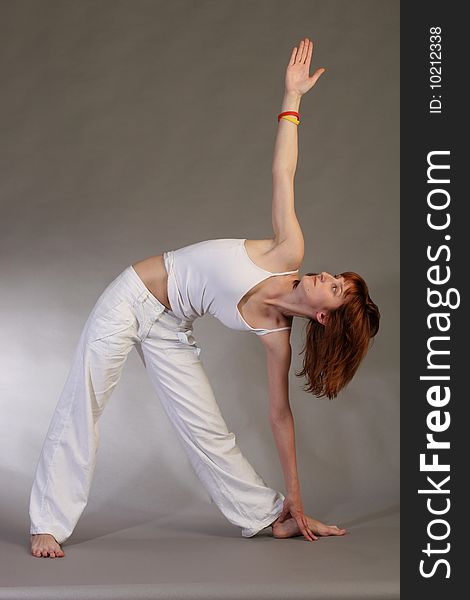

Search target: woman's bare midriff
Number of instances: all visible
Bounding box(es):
[131,255,172,311]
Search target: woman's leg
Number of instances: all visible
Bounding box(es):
[138,312,285,538]
[29,268,143,547]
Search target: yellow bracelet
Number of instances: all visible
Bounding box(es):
[280,115,300,125]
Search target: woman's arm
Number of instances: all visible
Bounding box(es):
[265,340,300,492]
[272,38,325,174]
[271,412,302,493]
[271,91,302,175]
[270,38,325,256]
[262,333,316,541]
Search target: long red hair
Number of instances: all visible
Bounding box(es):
[295,271,380,399]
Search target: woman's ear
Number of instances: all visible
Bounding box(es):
[316,311,329,326]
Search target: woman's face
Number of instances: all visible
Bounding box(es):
[299,271,348,313]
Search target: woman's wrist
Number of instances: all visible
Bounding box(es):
[286,479,301,496]
[281,90,302,113]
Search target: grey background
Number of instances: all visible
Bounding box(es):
[0,0,399,587]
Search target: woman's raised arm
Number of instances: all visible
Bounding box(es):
[271,38,325,175]
[271,38,325,255]
[272,91,302,176]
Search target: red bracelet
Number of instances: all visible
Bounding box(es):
[277,110,300,123]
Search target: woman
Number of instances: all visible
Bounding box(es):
[30,37,380,558]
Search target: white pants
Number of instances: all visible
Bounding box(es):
[29,265,285,543]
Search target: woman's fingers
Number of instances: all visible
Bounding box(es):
[289,46,297,66]
[305,518,318,541]
[311,67,326,86]
[305,39,313,66]
[296,40,304,63]
[297,515,317,541]
[289,38,314,68]
[295,38,310,64]
[300,38,309,63]
[302,523,317,541]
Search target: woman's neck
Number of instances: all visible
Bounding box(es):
[262,275,316,320]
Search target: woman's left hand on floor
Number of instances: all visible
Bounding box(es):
[277,492,317,542]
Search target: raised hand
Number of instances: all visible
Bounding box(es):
[285,37,325,97]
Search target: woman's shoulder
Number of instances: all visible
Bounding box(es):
[244,238,303,272]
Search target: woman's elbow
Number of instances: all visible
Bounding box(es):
[269,409,294,427]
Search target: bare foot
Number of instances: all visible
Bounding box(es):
[272,514,347,540]
[30,533,65,558]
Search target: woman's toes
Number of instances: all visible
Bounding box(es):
[30,534,64,558]
[330,525,347,535]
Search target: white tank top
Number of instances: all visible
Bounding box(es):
[163,238,299,336]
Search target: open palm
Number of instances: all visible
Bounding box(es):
[285,37,325,96]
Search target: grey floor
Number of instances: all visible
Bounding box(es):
[0,502,399,600]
